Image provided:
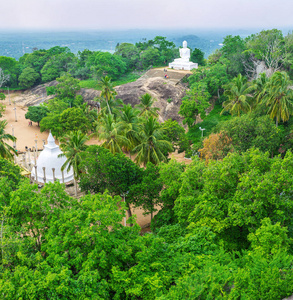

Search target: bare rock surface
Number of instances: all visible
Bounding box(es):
[115,75,187,123]
[12,81,57,106]
[78,88,100,102]
[11,80,101,107]
[10,68,189,123]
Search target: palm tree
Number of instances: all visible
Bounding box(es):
[135,93,160,118]
[132,116,173,166]
[100,76,117,115]
[221,74,255,117]
[119,104,141,158]
[0,120,17,161]
[100,97,123,118]
[58,130,89,195]
[250,72,269,115]
[252,72,268,102]
[97,114,130,154]
[261,71,293,126]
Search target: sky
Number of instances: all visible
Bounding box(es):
[1,0,292,31]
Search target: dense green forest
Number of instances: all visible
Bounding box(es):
[1,28,293,299]
[0,35,206,90]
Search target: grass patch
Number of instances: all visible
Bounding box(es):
[112,72,142,86]
[0,86,26,91]
[187,104,232,143]
[79,79,102,90]
[79,72,142,90]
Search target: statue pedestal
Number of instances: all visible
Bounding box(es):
[169,59,198,71]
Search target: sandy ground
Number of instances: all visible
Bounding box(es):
[1,96,49,151]
[1,94,192,229]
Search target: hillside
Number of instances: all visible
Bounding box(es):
[11,68,190,123]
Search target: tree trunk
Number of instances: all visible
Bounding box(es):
[217,89,220,99]
[127,203,132,218]
[127,202,133,226]
[0,216,4,261]
[74,177,78,197]
[106,95,112,115]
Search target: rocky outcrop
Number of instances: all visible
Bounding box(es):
[29,80,101,103]
[255,61,274,79]
[78,88,100,102]
[11,69,187,123]
[116,76,186,123]
[12,80,101,107]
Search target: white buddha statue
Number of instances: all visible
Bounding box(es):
[169,40,198,71]
[179,41,190,61]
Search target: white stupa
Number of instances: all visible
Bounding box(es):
[31,132,74,184]
[169,40,198,71]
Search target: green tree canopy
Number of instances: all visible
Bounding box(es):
[179,82,211,128]
[114,43,140,70]
[128,162,162,219]
[94,52,127,80]
[161,119,189,153]
[215,114,281,155]
[55,73,81,100]
[140,47,161,68]
[190,48,205,66]
[40,107,91,138]
[18,67,40,88]
[25,105,49,126]
[79,144,142,217]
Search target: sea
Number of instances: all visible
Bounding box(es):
[0,28,290,60]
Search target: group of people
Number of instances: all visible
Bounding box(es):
[163,69,169,79]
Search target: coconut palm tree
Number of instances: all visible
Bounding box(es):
[100,76,117,115]
[261,71,293,126]
[100,97,123,118]
[132,116,173,166]
[252,72,268,102]
[58,130,89,195]
[97,114,130,154]
[0,120,17,161]
[135,93,160,118]
[119,104,141,158]
[221,74,255,117]
[250,72,269,114]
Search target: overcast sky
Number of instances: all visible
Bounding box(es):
[1,0,292,30]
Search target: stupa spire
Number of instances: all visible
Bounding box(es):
[47,131,57,148]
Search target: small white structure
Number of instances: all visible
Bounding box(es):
[169,41,198,71]
[31,132,74,184]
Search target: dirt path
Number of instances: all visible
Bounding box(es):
[0,96,49,151]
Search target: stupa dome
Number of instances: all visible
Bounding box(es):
[31,132,74,183]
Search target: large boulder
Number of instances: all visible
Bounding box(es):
[13,80,101,107]
[115,76,186,123]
